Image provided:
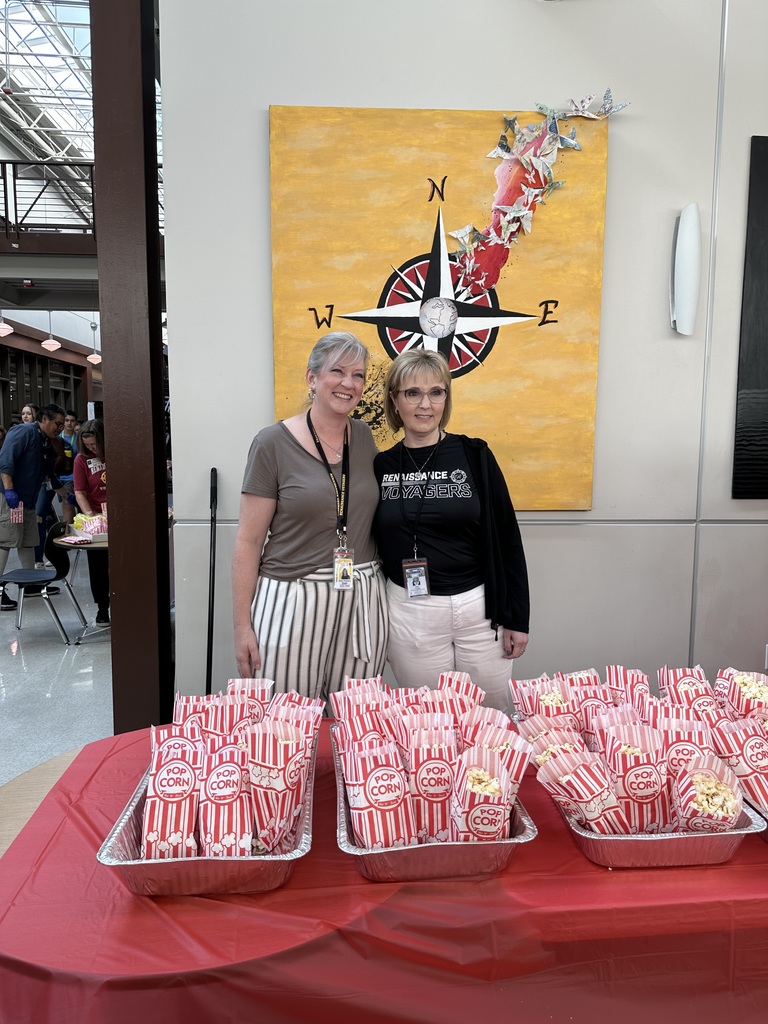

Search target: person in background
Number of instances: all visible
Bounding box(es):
[372,349,529,712]
[20,403,38,424]
[0,426,6,449]
[0,404,68,610]
[232,331,387,699]
[73,419,109,625]
[56,410,79,526]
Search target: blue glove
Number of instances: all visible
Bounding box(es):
[4,489,19,509]
[66,493,77,506]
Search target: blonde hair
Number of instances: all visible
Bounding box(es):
[383,350,452,433]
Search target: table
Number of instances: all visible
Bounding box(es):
[54,533,110,643]
[2,722,768,1024]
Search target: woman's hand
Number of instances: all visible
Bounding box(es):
[502,629,528,660]
[235,624,262,678]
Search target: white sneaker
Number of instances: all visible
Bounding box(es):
[35,561,45,569]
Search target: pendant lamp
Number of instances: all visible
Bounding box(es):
[41,310,61,352]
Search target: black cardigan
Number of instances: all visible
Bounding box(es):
[458,434,530,636]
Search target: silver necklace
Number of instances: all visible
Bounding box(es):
[404,439,439,474]
[315,430,345,458]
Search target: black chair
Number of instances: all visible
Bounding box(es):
[0,521,88,644]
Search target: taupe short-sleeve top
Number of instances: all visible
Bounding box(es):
[241,418,379,580]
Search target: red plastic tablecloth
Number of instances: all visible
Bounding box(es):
[2,722,768,1024]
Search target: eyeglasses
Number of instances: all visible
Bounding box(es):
[398,387,448,405]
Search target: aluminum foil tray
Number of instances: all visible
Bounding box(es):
[744,801,768,843]
[331,729,537,882]
[97,741,317,896]
[558,802,765,869]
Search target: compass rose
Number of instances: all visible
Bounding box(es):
[340,209,536,378]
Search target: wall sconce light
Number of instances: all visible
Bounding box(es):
[86,320,101,365]
[41,311,61,352]
[0,311,12,338]
[670,202,701,336]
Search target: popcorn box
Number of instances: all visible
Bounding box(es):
[604,726,671,833]
[673,755,742,833]
[409,729,456,843]
[711,718,768,809]
[723,671,768,720]
[244,722,311,852]
[468,725,532,800]
[150,722,205,767]
[590,706,642,756]
[226,678,275,722]
[656,720,717,778]
[605,666,650,710]
[9,501,24,525]
[515,712,581,744]
[199,695,252,746]
[450,749,510,843]
[537,752,631,835]
[569,686,614,748]
[344,744,418,849]
[141,751,199,859]
[530,729,586,767]
[197,750,254,857]
[458,704,512,748]
[666,677,719,717]
[509,674,553,717]
[437,672,485,708]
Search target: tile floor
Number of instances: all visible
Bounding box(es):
[0,549,114,787]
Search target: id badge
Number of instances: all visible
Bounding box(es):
[333,548,354,590]
[402,558,430,598]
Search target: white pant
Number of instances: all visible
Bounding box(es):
[386,581,513,712]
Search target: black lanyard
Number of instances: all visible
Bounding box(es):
[398,436,442,559]
[306,410,350,547]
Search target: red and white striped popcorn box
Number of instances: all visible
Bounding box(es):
[468,725,532,800]
[589,706,642,756]
[268,691,326,716]
[329,686,389,720]
[672,755,743,833]
[172,692,218,729]
[141,748,200,859]
[343,743,418,849]
[437,672,485,707]
[604,726,671,833]
[266,702,321,741]
[509,674,552,717]
[569,686,614,747]
[398,712,457,769]
[388,686,431,708]
[342,674,384,690]
[9,501,24,525]
[657,665,707,701]
[710,718,768,809]
[450,748,511,842]
[527,681,576,720]
[197,748,254,857]
[199,695,253,746]
[537,752,631,835]
[244,721,311,852]
[722,671,768,721]
[420,689,474,724]
[515,712,581,745]
[666,676,718,717]
[150,721,205,769]
[714,668,735,710]
[654,718,717,778]
[604,666,651,708]
[458,705,513,748]
[529,728,586,770]
[408,727,457,843]
[226,678,275,722]
[554,668,602,689]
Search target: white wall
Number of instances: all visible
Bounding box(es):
[159,0,768,693]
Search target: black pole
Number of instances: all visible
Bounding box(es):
[205,467,218,695]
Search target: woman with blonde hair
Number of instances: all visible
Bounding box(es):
[373,349,529,711]
[232,332,387,698]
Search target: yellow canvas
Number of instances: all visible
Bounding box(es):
[270,105,609,510]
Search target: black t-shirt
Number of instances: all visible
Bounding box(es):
[373,434,483,595]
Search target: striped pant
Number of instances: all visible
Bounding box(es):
[252,560,388,701]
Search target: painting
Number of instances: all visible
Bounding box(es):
[270,98,617,509]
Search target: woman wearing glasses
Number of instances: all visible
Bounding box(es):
[373,349,529,711]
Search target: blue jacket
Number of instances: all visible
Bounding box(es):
[0,422,63,506]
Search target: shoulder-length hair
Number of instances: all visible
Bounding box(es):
[382,350,453,433]
[79,419,105,461]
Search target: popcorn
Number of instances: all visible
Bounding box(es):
[466,767,502,796]
[619,744,642,755]
[539,690,566,707]
[733,672,768,703]
[535,743,576,766]
[691,773,739,818]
